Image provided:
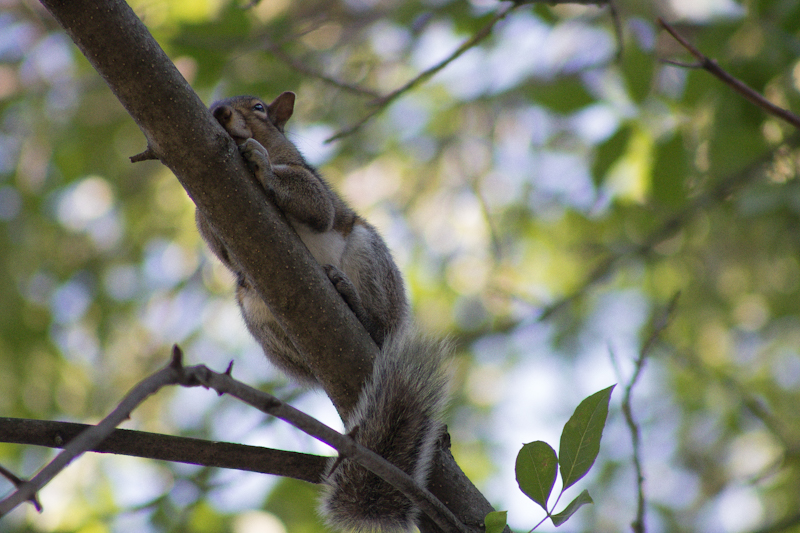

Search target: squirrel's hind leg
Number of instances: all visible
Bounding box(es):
[323,264,384,347]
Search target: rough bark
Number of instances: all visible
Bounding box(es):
[38,0,376,416]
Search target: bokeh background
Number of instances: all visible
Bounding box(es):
[2,0,800,531]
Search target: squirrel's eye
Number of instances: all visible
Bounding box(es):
[253,103,265,112]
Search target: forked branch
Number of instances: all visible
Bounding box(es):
[658,18,800,129]
[0,347,469,533]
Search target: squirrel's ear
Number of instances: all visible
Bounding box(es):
[268,91,296,130]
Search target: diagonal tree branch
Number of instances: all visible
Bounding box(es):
[30,1,499,531]
[262,39,381,98]
[324,0,616,142]
[534,15,800,323]
[657,18,800,130]
[672,347,799,453]
[38,0,375,419]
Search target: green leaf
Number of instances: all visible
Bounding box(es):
[484,510,508,533]
[621,40,655,104]
[515,441,558,510]
[708,96,768,176]
[605,128,654,203]
[533,4,558,24]
[551,489,594,527]
[524,78,595,113]
[558,385,615,490]
[652,133,690,207]
[592,125,631,187]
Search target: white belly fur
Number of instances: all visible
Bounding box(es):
[291,221,373,297]
[291,218,347,267]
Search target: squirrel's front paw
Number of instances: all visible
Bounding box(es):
[239,138,271,174]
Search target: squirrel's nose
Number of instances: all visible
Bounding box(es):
[212,105,232,123]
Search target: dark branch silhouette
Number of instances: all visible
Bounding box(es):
[617,293,679,533]
[1,347,470,533]
[0,417,328,483]
[658,18,800,130]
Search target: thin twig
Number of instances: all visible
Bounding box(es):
[262,40,381,98]
[473,182,504,261]
[657,18,800,130]
[0,346,186,516]
[511,0,609,5]
[608,0,624,62]
[639,292,679,358]
[660,58,703,69]
[326,3,518,142]
[0,465,41,512]
[621,293,679,533]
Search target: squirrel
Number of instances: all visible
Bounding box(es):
[195,91,449,532]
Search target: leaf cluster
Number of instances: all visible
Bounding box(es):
[487,385,614,531]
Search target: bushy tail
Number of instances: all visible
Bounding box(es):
[319,330,450,532]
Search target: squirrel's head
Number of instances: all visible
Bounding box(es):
[210,91,296,143]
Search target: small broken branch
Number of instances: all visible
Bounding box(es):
[130,145,159,162]
[0,465,41,512]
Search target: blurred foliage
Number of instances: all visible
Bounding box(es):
[2,0,800,532]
